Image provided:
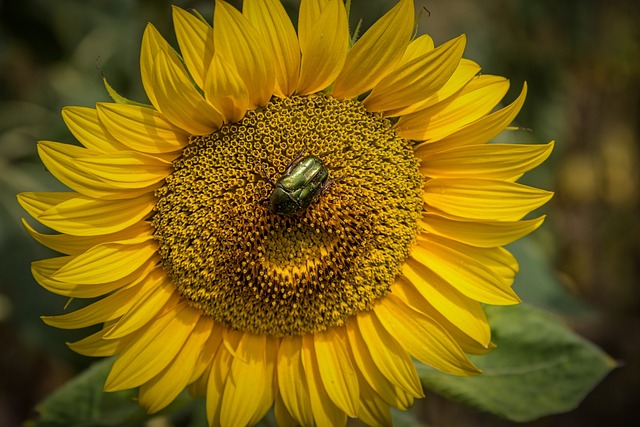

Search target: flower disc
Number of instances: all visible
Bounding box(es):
[153,94,423,336]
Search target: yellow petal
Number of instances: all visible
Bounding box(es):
[313,327,359,417]
[356,373,393,427]
[423,178,554,221]
[18,192,156,236]
[67,325,120,357]
[105,303,200,391]
[42,266,162,329]
[52,239,157,284]
[213,0,275,107]
[22,219,152,255]
[140,23,177,108]
[399,34,434,64]
[420,213,546,248]
[220,333,273,427]
[74,150,172,186]
[355,310,424,398]
[374,295,480,376]
[139,316,213,413]
[298,0,329,52]
[204,52,250,123]
[401,257,491,346]
[332,0,413,99]
[414,83,527,152]
[345,321,414,410]
[301,334,348,427]
[189,324,223,385]
[206,330,240,426]
[296,0,349,95]
[411,238,520,305]
[96,103,188,154]
[103,275,177,339]
[277,336,314,426]
[244,0,300,97]
[62,107,127,153]
[396,75,510,141]
[274,391,298,427]
[419,141,555,181]
[152,49,222,135]
[364,35,466,113]
[172,6,214,90]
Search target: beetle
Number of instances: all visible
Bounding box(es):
[263,151,333,216]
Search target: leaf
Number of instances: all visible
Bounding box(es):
[417,304,617,422]
[27,357,193,427]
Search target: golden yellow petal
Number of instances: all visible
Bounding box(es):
[140,23,178,108]
[296,0,349,95]
[356,375,393,427]
[411,237,520,304]
[18,192,156,236]
[213,0,275,108]
[66,325,120,357]
[220,333,274,427]
[139,316,213,413]
[400,34,434,63]
[74,150,172,185]
[396,75,510,141]
[301,334,348,427]
[277,336,314,426]
[374,295,480,376]
[313,327,359,417]
[172,6,214,90]
[421,213,546,248]
[401,257,491,346]
[206,330,239,426]
[355,310,424,398]
[189,324,223,385]
[419,141,555,181]
[103,273,176,339]
[423,178,554,221]
[244,0,300,97]
[332,0,413,99]
[96,103,188,154]
[152,50,223,135]
[274,391,298,427]
[297,0,329,52]
[414,83,528,152]
[345,321,414,410]
[204,52,250,123]
[392,276,492,354]
[105,303,200,391]
[52,240,157,285]
[364,35,466,113]
[22,219,152,256]
[61,106,128,153]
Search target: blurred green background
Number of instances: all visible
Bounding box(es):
[0,0,638,426]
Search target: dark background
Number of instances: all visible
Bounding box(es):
[1,0,638,426]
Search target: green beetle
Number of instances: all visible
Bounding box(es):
[265,153,332,216]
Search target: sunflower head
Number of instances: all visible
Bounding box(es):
[19,0,553,425]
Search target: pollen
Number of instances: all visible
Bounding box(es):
[152,94,423,336]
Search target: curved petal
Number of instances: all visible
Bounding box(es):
[105,303,200,391]
[67,325,120,357]
[206,330,240,426]
[296,0,349,95]
[277,336,314,426]
[313,327,359,417]
[213,0,275,107]
[152,49,222,135]
[244,0,300,97]
[364,35,466,113]
[140,23,178,108]
[332,0,414,99]
[204,52,250,123]
[96,103,188,154]
[172,6,214,90]
[420,213,546,248]
[396,75,510,141]
[411,237,519,305]
[18,192,156,236]
[61,107,128,153]
[419,141,555,181]
[423,178,554,221]
[374,295,480,376]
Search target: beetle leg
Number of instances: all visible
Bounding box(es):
[284,144,309,174]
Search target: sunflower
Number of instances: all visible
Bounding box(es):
[19,0,553,425]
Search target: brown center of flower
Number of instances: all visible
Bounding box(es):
[152,94,423,336]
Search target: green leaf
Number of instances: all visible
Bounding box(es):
[417,304,617,422]
[27,357,194,427]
